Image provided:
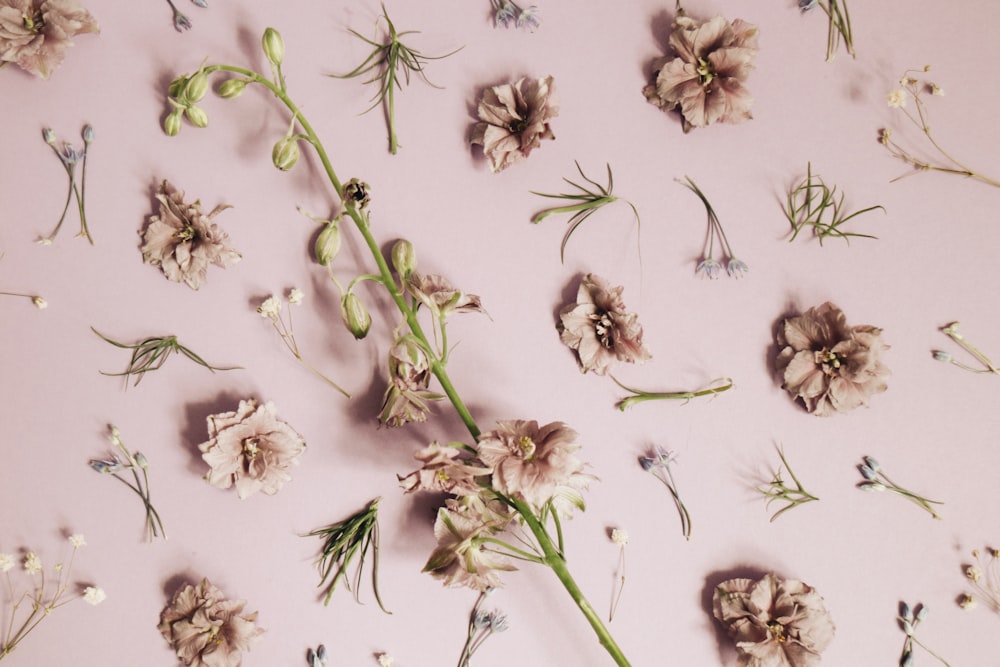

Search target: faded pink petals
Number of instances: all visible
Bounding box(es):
[775,302,890,416]
[644,14,758,131]
[470,75,559,172]
[423,495,516,591]
[0,0,99,79]
[713,573,835,667]
[199,399,306,499]
[397,441,490,496]
[559,273,652,375]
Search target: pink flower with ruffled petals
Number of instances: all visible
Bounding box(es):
[0,0,99,79]
[470,75,558,172]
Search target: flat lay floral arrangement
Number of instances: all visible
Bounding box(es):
[2,1,999,666]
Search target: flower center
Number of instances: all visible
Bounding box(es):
[517,435,536,460]
[814,349,844,376]
[767,620,787,643]
[696,57,716,86]
[176,224,196,241]
[593,312,615,348]
[22,9,44,34]
[242,437,261,461]
[435,469,451,482]
[507,117,527,134]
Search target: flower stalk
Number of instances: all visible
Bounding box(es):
[897,602,952,667]
[613,375,733,411]
[933,322,999,375]
[679,177,748,278]
[857,456,943,520]
[38,125,94,245]
[89,425,167,541]
[639,447,692,540]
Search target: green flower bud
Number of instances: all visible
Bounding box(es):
[262,28,285,67]
[315,222,342,266]
[272,136,300,171]
[167,75,188,99]
[217,78,248,99]
[341,292,371,340]
[184,105,209,128]
[163,109,183,136]
[183,70,210,104]
[391,239,416,278]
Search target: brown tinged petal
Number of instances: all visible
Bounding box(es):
[470,75,559,172]
[0,0,99,79]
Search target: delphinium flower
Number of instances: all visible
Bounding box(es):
[531,162,640,264]
[960,546,1000,616]
[470,75,558,172]
[933,321,999,375]
[139,180,241,289]
[489,0,539,30]
[328,5,461,154]
[457,588,510,666]
[256,289,350,397]
[0,534,103,660]
[713,573,835,667]
[880,67,1000,188]
[639,447,692,540]
[305,497,389,612]
[89,425,167,541]
[608,528,628,622]
[757,444,819,522]
[643,8,758,131]
[92,327,239,388]
[163,0,206,32]
[306,644,328,667]
[775,302,890,416]
[199,398,306,499]
[785,163,884,245]
[897,602,952,667]
[378,334,444,427]
[857,456,943,520]
[799,0,855,61]
[679,176,748,279]
[158,578,264,667]
[0,0,99,79]
[37,125,94,245]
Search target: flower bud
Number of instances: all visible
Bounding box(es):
[134,452,149,469]
[163,109,183,136]
[272,136,300,171]
[42,128,57,145]
[314,222,341,266]
[167,75,188,99]
[82,124,95,144]
[183,70,210,104]
[863,456,880,473]
[217,78,248,99]
[262,27,285,66]
[391,239,416,278]
[184,105,209,128]
[341,292,371,339]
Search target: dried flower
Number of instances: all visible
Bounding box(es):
[164,0,193,31]
[89,425,167,541]
[423,495,517,590]
[397,441,490,495]
[643,12,758,131]
[490,0,539,30]
[158,578,264,667]
[199,398,306,499]
[785,163,884,245]
[0,290,48,309]
[0,0,99,79]
[713,573,835,667]
[457,588,510,666]
[639,446,692,539]
[856,455,943,519]
[306,644,329,667]
[92,327,239,388]
[886,89,907,108]
[933,321,999,375]
[379,335,443,427]
[678,176,748,278]
[68,534,85,548]
[757,444,819,522]
[0,553,13,573]
[140,180,241,290]
[470,75,559,172]
[800,0,855,61]
[377,653,394,667]
[959,546,1000,616]
[558,273,651,376]
[896,602,951,667]
[609,528,628,622]
[23,552,41,575]
[37,125,94,245]
[82,586,106,605]
[407,273,485,320]
[775,302,890,416]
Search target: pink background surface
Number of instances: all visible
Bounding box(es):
[3,1,1000,665]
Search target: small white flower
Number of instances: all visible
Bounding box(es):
[35,238,53,246]
[611,528,629,546]
[83,586,106,605]
[0,552,14,572]
[69,534,86,548]
[288,287,304,305]
[966,565,983,582]
[257,295,282,319]
[23,552,42,574]
[959,594,977,610]
[32,296,48,309]
[886,89,907,108]
[929,83,945,96]
[377,654,394,667]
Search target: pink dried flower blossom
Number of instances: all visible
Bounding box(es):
[0,0,99,79]
[713,573,835,667]
[470,75,558,173]
[199,398,306,499]
[407,273,485,319]
[423,495,516,591]
[397,441,490,496]
[558,273,652,375]
[378,335,443,428]
[140,180,241,290]
[643,13,758,131]
[158,577,264,667]
[775,302,890,416]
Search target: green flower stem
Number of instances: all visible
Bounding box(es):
[613,376,733,411]
[530,197,616,224]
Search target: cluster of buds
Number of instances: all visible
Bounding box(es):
[164,64,211,134]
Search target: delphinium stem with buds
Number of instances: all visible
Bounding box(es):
[457,588,509,666]
[798,0,855,61]
[489,0,540,30]
[531,162,640,264]
[89,426,167,541]
[881,67,1000,188]
[784,163,883,245]
[679,176,748,279]
[933,322,999,375]
[960,546,1000,615]
[92,327,239,388]
[897,602,952,667]
[612,375,733,411]
[640,447,692,540]
[161,29,632,665]
[757,444,819,522]
[857,456,943,520]
[38,125,94,245]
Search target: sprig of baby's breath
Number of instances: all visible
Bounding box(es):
[307,497,389,613]
[785,163,883,245]
[960,546,1000,616]
[613,375,733,411]
[329,4,461,154]
[531,162,640,264]
[757,444,819,522]
[92,327,240,388]
[799,0,855,61]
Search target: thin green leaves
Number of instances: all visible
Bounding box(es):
[785,163,883,245]
[92,327,240,388]
[306,497,390,613]
[757,444,818,522]
[531,161,640,264]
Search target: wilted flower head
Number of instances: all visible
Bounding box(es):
[0,0,99,79]
[158,577,264,667]
[775,302,890,416]
[643,13,759,131]
[470,75,558,172]
[423,495,516,590]
[199,398,306,499]
[407,273,485,319]
[378,334,444,428]
[397,441,491,495]
[713,573,835,667]
[140,180,241,290]
[558,273,652,375]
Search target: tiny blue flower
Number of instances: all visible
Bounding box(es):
[859,464,877,481]
[695,257,723,279]
[191,0,208,6]
[799,0,819,10]
[489,610,509,632]
[726,257,749,278]
[516,6,541,30]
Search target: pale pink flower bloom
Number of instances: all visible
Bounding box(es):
[407,273,485,319]
[140,180,241,290]
[476,420,586,510]
[775,302,890,416]
[644,13,758,131]
[199,399,306,499]
[713,573,835,667]
[378,335,443,428]
[397,441,491,496]
[0,0,99,79]
[423,495,516,591]
[558,273,652,375]
[470,75,559,172]
[158,578,264,667]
